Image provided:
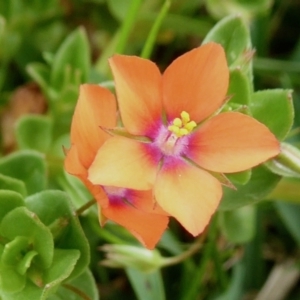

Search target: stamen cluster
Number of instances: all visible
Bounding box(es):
[168,111,197,137]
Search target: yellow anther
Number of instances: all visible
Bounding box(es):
[178,128,189,137]
[168,111,196,137]
[173,118,182,127]
[168,125,180,135]
[184,121,197,131]
[180,111,190,124]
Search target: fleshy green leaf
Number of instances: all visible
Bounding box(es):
[25,190,90,280]
[226,169,252,185]
[0,207,54,269]
[0,190,24,221]
[0,174,27,197]
[219,166,281,210]
[15,115,52,153]
[250,89,294,141]
[228,68,251,105]
[1,236,30,266]
[50,27,90,92]
[0,250,80,300]
[0,150,47,195]
[0,264,26,293]
[219,206,256,243]
[48,269,99,300]
[202,15,251,68]
[41,249,80,300]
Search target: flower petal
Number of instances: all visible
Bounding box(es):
[154,160,222,236]
[188,112,280,173]
[88,137,160,190]
[101,202,169,249]
[162,43,229,123]
[128,190,168,216]
[65,145,87,177]
[71,84,117,168]
[109,55,163,136]
[64,145,109,207]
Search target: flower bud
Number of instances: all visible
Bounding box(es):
[100,244,163,273]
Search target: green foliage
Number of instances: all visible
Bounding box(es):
[126,268,165,300]
[1,1,300,299]
[0,190,91,300]
[25,190,90,280]
[203,15,252,77]
[15,115,52,152]
[0,151,47,195]
[251,89,294,141]
[219,206,256,243]
[220,166,281,210]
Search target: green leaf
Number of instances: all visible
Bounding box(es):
[0,150,47,195]
[50,27,90,92]
[226,169,252,185]
[26,190,90,280]
[41,249,80,300]
[0,250,80,300]
[228,68,251,105]
[219,166,281,210]
[48,269,99,300]
[0,264,26,293]
[0,190,24,222]
[26,62,50,95]
[219,205,256,243]
[275,201,300,246]
[0,207,54,269]
[0,174,27,197]
[250,89,294,140]
[126,268,165,300]
[15,115,52,153]
[202,15,251,68]
[1,236,30,266]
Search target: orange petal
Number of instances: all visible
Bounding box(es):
[88,136,159,190]
[128,190,168,216]
[65,145,87,177]
[101,202,169,249]
[162,43,229,123]
[64,145,109,207]
[154,160,222,236]
[109,55,163,136]
[71,84,117,168]
[188,112,280,173]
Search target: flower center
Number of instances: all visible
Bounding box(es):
[167,111,196,137]
[155,111,196,157]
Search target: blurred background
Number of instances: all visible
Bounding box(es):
[1,0,300,299]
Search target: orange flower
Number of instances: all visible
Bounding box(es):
[88,42,280,237]
[65,84,169,249]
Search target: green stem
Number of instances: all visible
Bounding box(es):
[182,218,218,300]
[76,198,97,216]
[161,235,203,267]
[114,0,143,54]
[140,0,171,59]
[94,0,142,76]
